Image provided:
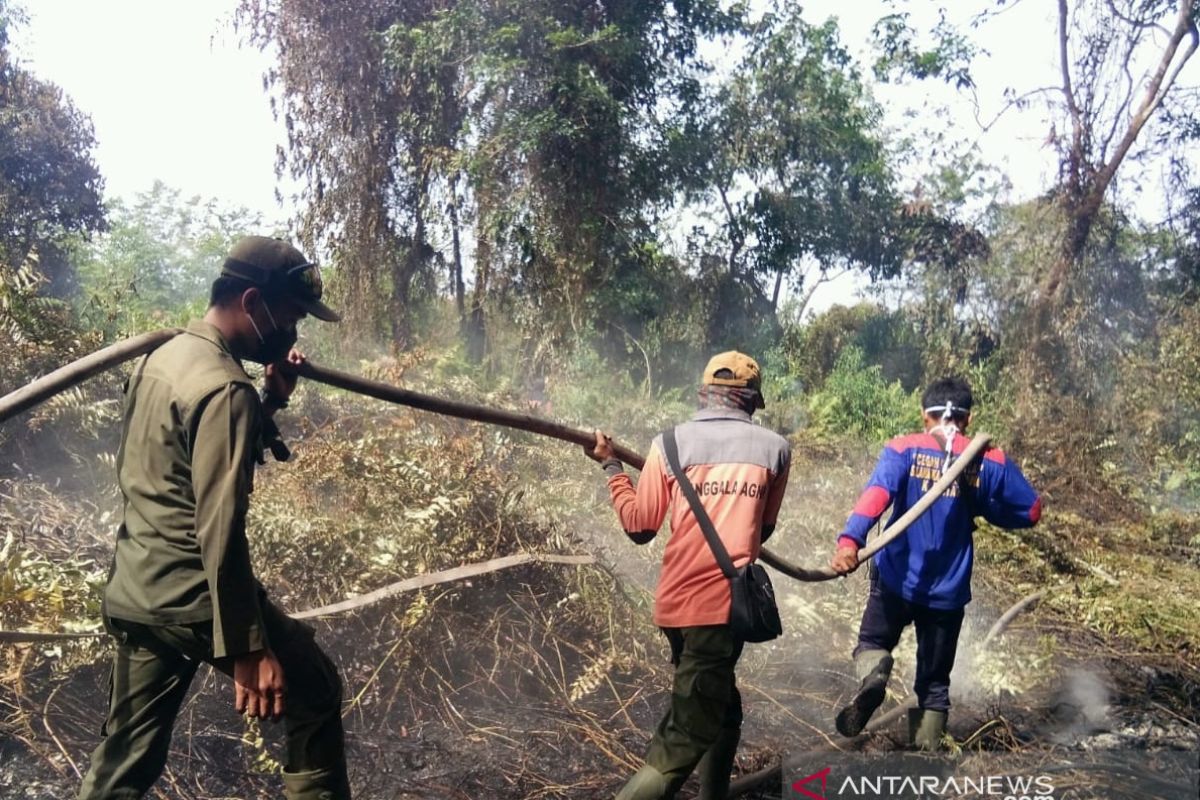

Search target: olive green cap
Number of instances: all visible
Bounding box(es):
[220,236,340,322]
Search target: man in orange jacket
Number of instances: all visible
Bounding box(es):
[586,351,790,800]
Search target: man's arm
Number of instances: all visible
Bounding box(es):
[193,383,289,719]
[191,383,267,659]
[585,431,670,544]
[978,448,1042,529]
[259,347,305,418]
[760,449,791,545]
[831,444,907,574]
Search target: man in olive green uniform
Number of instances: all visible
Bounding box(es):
[78,237,350,800]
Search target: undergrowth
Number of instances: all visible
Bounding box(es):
[3,334,1199,797]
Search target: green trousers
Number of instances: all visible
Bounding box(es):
[642,625,744,793]
[77,600,349,800]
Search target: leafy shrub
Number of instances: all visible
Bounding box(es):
[544,339,692,442]
[805,346,919,443]
[778,303,924,395]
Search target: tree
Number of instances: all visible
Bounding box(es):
[237,0,741,355]
[872,1,1200,450]
[1043,0,1197,303]
[0,4,105,293]
[679,7,903,319]
[459,1,742,351]
[741,10,903,311]
[237,0,415,343]
[74,181,264,335]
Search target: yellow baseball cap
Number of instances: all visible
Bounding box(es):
[702,351,765,407]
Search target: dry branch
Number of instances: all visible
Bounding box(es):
[0,553,595,642]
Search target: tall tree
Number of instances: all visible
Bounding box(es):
[679,3,983,331]
[460,1,741,347]
[0,4,105,294]
[1044,0,1197,303]
[237,0,739,353]
[237,0,409,341]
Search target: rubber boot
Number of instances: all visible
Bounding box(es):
[281,766,352,800]
[696,726,741,800]
[908,708,948,752]
[615,765,669,800]
[835,649,893,737]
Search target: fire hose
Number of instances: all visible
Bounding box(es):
[0,330,1040,789]
[0,328,990,583]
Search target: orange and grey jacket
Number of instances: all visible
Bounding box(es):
[603,408,791,628]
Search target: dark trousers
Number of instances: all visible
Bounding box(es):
[853,578,965,712]
[643,626,744,786]
[77,600,347,800]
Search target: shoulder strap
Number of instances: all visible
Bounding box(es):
[661,427,737,580]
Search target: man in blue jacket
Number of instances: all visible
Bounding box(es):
[829,376,1041,749]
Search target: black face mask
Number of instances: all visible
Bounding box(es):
[246,299,298,365]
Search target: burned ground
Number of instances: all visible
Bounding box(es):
[2,389,1198,799]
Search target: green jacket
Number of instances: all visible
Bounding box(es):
[103,319,267,658]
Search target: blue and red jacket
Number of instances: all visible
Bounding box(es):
[838,431,1041,610]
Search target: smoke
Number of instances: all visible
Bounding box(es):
[1046,667,1113,745]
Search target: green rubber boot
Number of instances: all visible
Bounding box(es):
[835,649,893,737]
[696,726,741,800]
[615,765,669,800]
[908,708,948,752]
[280,766,352,800]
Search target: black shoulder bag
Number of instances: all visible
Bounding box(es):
[661,427,782,643]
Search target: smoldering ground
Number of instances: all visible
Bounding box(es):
[4,350,1200,800]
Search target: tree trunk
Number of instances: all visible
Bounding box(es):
[392,162,429,348]
[450,173,465,323]
[466,213,490,363]
[717,182,743,275]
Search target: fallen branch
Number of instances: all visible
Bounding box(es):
[292,553,595,620]
[1073,558,1120,587]
[0,553,595,642]
[0,630,106,643]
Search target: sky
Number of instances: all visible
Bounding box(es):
[11,1,1084,313]
[14,0,291,225]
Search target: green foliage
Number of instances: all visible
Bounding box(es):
[0,480,108,639]
[0,255,115,465]
[543,339,692,440]
[870,9,976,89]
[778,303,924,393]
[73,181,266,337]
[0,540,101,635]
[1116,304,1200,503]
[805,346,920,443]
[240,0,742,345]
[0,5,106,294]
[676,4,905,318]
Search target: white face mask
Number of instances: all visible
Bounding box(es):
[924,400,963,471]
